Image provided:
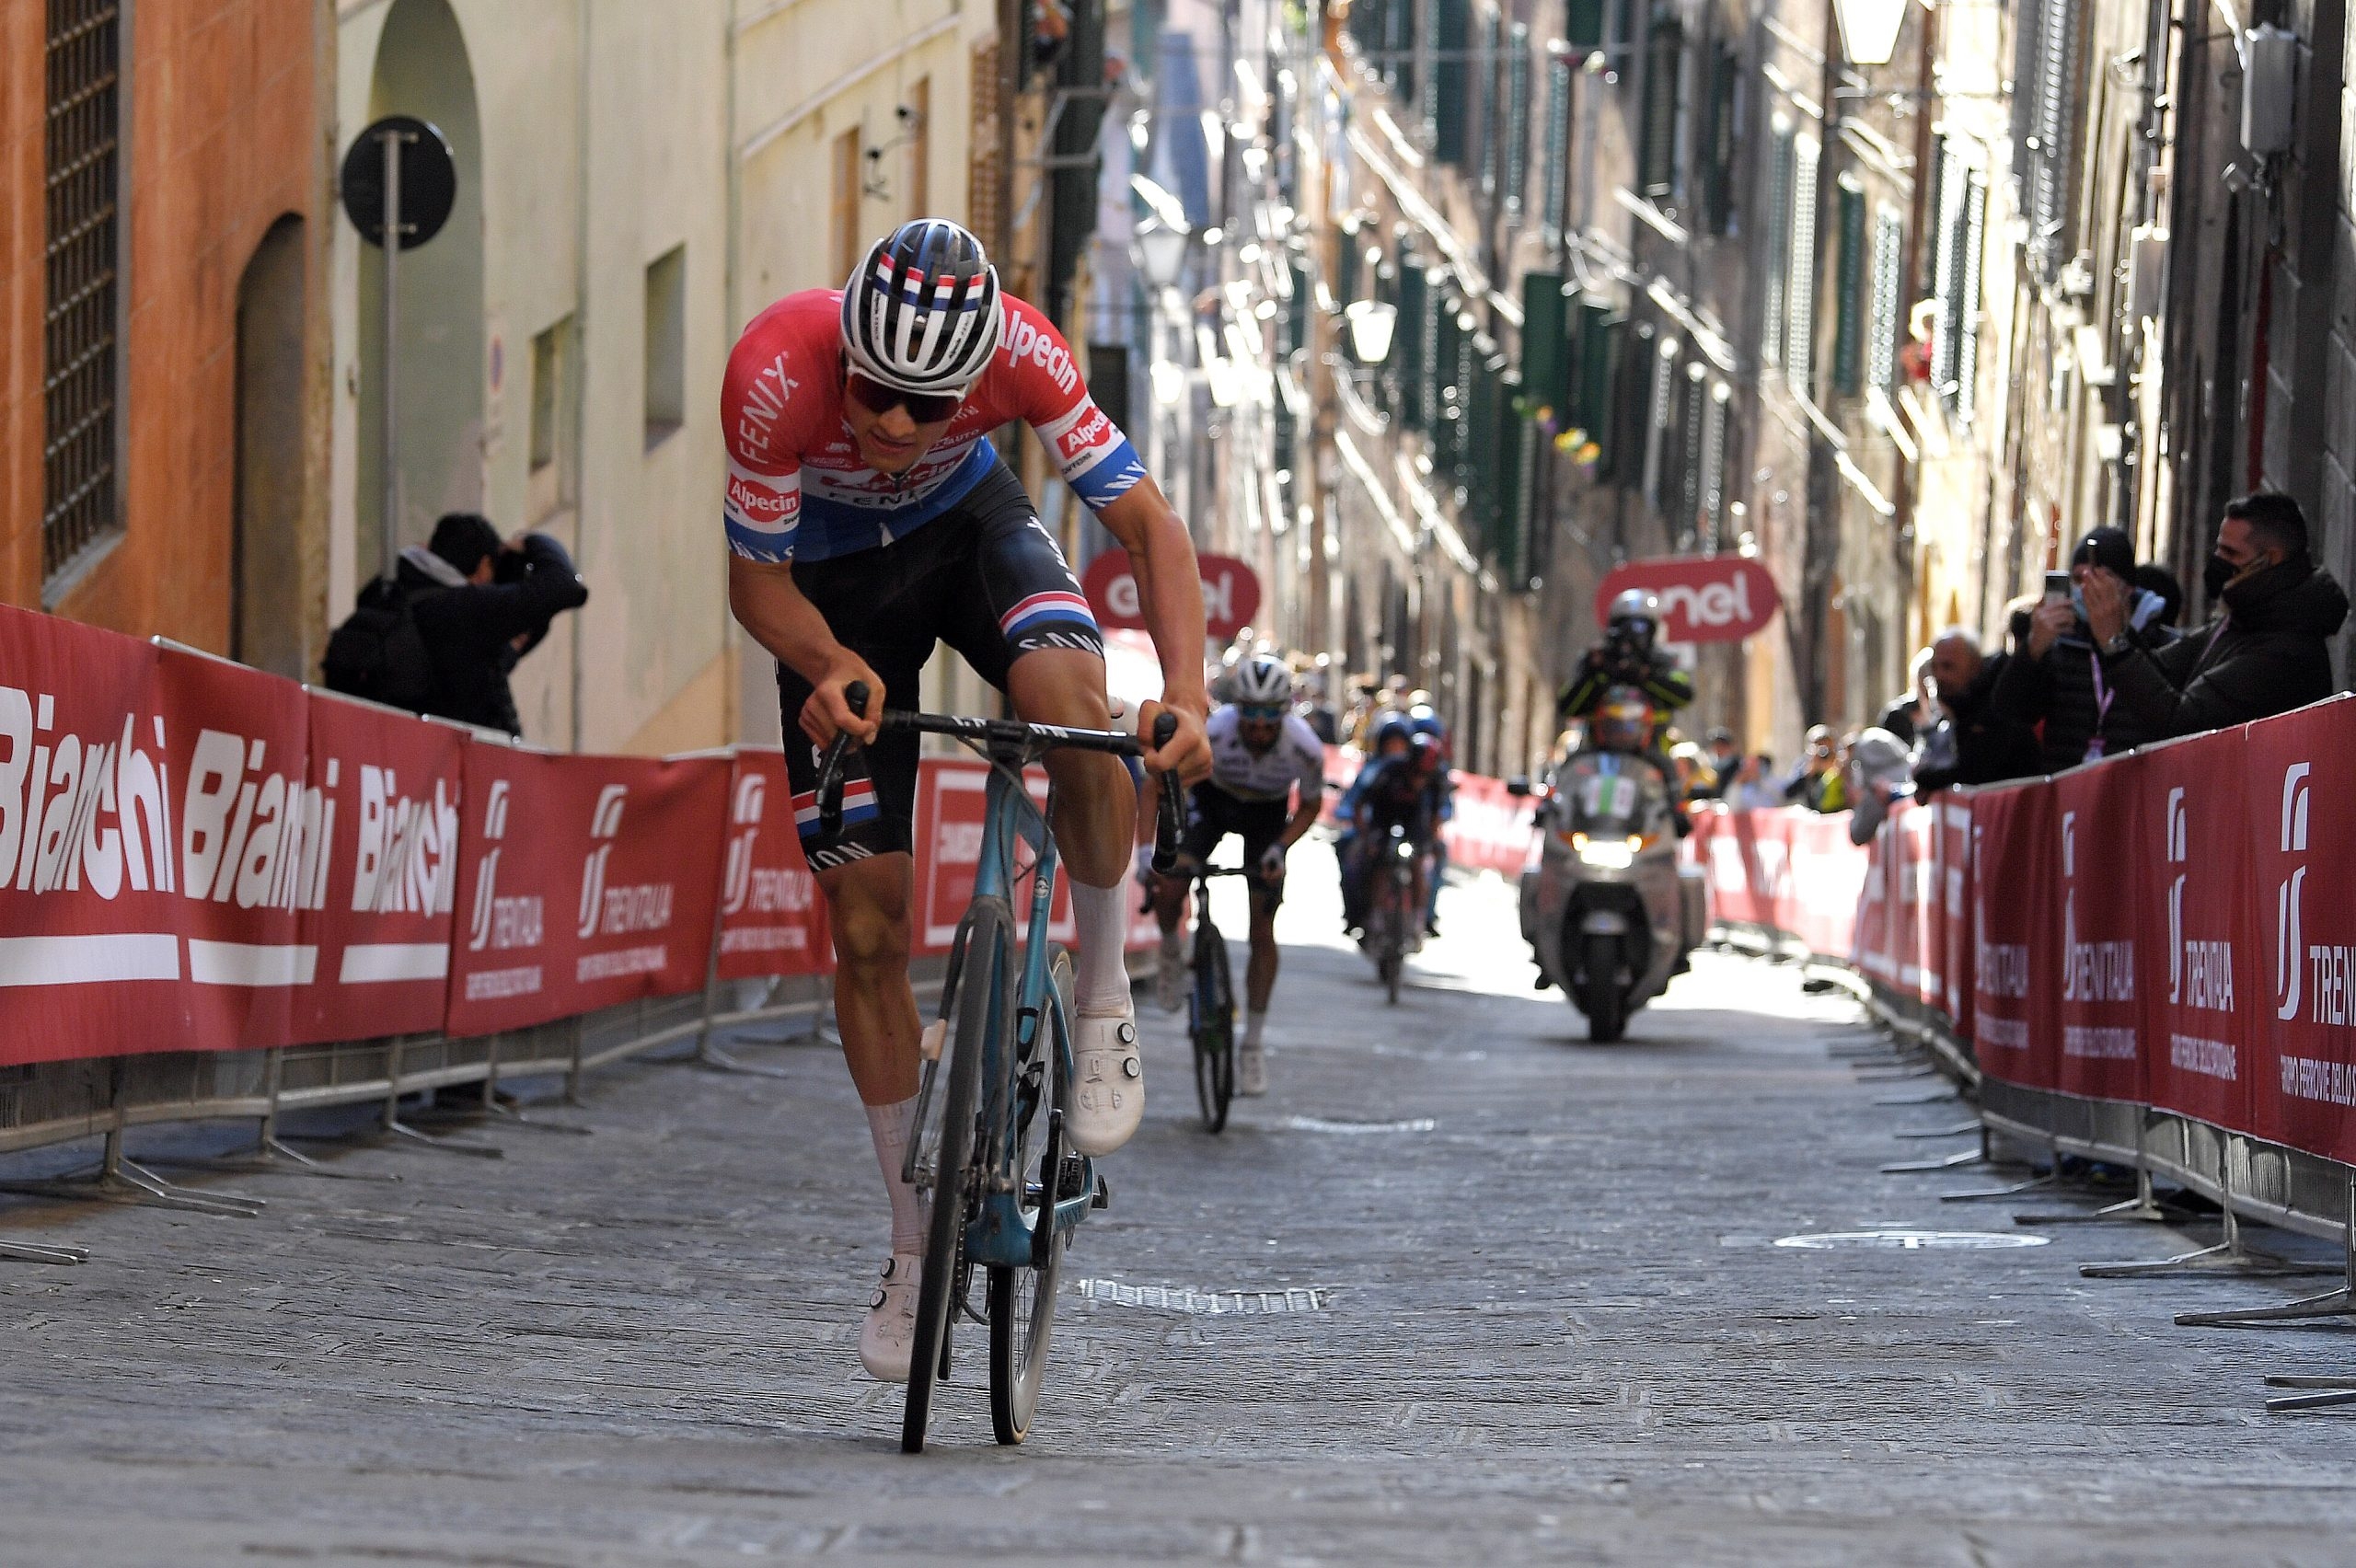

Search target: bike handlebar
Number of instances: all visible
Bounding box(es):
[810,679,1186,873]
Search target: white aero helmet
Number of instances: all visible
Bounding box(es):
[1607,587,1661,646]
[1230,655,1295,709]
[841,219,1004,395]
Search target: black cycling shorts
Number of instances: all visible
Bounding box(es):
[1177,783,1288,906]
[776,461,1105,870]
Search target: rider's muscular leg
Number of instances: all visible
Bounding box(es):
[1009,650,1136,1016]
[1245,898,1279,1012]
[818,855,921,1104]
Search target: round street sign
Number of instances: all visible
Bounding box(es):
[340,116,457,251]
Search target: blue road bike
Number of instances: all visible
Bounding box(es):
[815,686,1181,1452]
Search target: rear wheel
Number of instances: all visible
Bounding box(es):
[901,899,1006,1454]
[1379,868,1409,1005]
[1191,918,1234,1133]
[989,946,1070,1445]
[1581,931,1627,1043]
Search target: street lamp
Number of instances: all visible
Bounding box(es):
[1832,0,1910,65]
[1135,218,1192,288]
[1344,299,1398,365]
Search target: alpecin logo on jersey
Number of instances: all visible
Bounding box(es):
[1001,311,1080,395]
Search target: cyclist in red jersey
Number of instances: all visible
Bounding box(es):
[722,220,1210,1382]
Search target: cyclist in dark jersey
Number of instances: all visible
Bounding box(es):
[722,220,1209,1383]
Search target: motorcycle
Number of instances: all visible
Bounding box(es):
[1510,696,1705,1041]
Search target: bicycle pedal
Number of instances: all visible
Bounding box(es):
[1091,1174,1112,1210]
[1057,1153,1089,1201]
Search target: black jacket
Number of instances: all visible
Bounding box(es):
[1876,696,1920,746]
[1557,642,1695,720]
[1992,613,2180,770]
[1912,651,2042,792]
[398,533,589,736]
[2103,562,2349,739]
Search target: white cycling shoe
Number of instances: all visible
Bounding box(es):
[860,1252,922,1382]
[1236,1041,1267,1097]
[1068,1010,1145,1155]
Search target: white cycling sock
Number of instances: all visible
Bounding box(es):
[1071,879,1133,1017]
[1244,1009,1266,1048]
[865,1096,927,1255]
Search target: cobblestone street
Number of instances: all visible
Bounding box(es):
[5,865,2355,1566]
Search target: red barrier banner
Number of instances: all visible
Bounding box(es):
[2050,759,2146,1104]
[1785,811,1864,958]
[293,692,465,1043]
[1899,803,1941,1010]
[2244,696,2356,1163]
[445,746,730,1037]
[2137,729,2258,1132]
[716,749,831,982]
[911,758,1074,958]
[0,610,185,1066]
[1441,772,1536,877]
[1695,805,1784,928]
[154,644,315,1053]
[1934,795,1973,1037]
[1969,785,2056,1089]
[1851,812,1895,981]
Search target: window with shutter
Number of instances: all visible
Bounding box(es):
[1955,171,1986,422]
[1520,270,1572,412]
[1761,118,1796,367]
[1676,361,1707,542]
[1506,24,1531,214]
[1700,380,1730,549]
[1542,56,1573,236]
[1641,333,1678,508]
[1785,133,1820,391]
[1387,0,1414,96]
[1619,322,1659,489]
[1572,299,1623,472]
[1930,144,1968,403]
[2013,0,2081,284]
[1566,0,1604,52]
[1478,11,1502,198]
[1831,176,1866,396]
[1638,19,1684,200]
[1399,259,1430,428]
[1496,373,1530,582]
[1434,0,1470,164]
[1701,42,1739,236]
[1866,206,1903,397]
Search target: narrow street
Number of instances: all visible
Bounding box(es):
[4,863,2353,1567]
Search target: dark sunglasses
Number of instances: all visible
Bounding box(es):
[846,374,963,424]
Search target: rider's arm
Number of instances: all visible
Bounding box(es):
[728,559,883,745]
[1097,478,1210,778]
[1639,652,1697,710]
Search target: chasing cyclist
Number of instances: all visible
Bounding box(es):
[721,220,1210,1383]
[1148,655,1325,1097]
[1337,730,1449,939]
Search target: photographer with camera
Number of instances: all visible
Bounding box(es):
[1556,590,1696,725]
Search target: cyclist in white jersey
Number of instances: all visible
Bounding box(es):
[1148,657,1324,1094]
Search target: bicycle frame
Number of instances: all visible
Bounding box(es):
[961,752,1096,1271]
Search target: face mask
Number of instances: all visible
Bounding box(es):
[2203,553,2235,598]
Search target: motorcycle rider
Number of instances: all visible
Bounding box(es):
[1557,591,1694,819]
[1338,732,1449,939]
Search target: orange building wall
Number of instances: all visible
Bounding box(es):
[1,0,319,648]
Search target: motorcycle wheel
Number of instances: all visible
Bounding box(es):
[1580,932,1627,1043]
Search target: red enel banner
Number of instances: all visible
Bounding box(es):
[1593,556,1781,643]
[2243,695,2356,1163]
[154,643,316,1053]
[293,690,466,1043]
[716,748,831,981]
[2137,728,2257,1132]
[2049,758,2146,1104]
[445,745,729,1037]
[1969,785,2056,1089]
[1081,548,1262,641]
[0,612,183,1065]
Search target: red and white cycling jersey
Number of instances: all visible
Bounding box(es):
[721,290,1148,564]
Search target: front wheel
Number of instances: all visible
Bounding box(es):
[902,899,1006,1454]
[989,946,1071,1445]
[1191,919,1235,1133]
[1580,931,1627,1043]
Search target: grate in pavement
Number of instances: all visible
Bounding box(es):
[1073,1278,1333,1313]
[1772,1229,2052,1251]
[1282,1115,1438,1134]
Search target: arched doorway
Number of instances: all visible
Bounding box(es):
[361,0,484,568]
[233,213,308,677]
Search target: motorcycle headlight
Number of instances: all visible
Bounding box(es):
[1576,838,1634,870]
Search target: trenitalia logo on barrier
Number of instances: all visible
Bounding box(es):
[716,749,830,981]
[1694,691,2356,1173]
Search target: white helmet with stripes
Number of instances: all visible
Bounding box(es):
[840,219,1003,395]
[1230,655,1294,709]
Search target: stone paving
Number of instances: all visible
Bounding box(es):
[5,866,2356,1565]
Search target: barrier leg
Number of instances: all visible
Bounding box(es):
[687,944,794,1080]
[2015,1116,2193,1226]
[419,1035,594,1136]
[2180,1175,2356,1330]
[157,1049,403,1183]
[1885,1124,2010,1175]
[2261,1377,2356,1412]
[0,1064,264,1217]
[373,1039,502,1159]
[1941,1131,2070,1201]
[2082,1137,2335,1280]
[1875,1087,1964,1106]
[1894,1122,1984,1139]
[0,1239,87,1264]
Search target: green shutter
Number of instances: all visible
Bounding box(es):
[1495,372,1529,582]
[1616,322,1657,487]
[1434,0,1469,166]
[1519,269,1571,414]
[1398,260,1429,430]
[1761,120,1795,367]
[1478,11,1502,197]
[1289,259,1313,361]
[1542,56,1572,234]
[1701,43,1738,235]
[1832,176,1865,396]
[1565,0,1603,50]
[1637,20,1683,200]
[1505,24,1531,212]
[1570,299,1623,474]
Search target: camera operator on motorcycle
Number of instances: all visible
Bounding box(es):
[1337,731,1449,940]
[1556,590,1695,822]
[1148,655,1324,1096]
